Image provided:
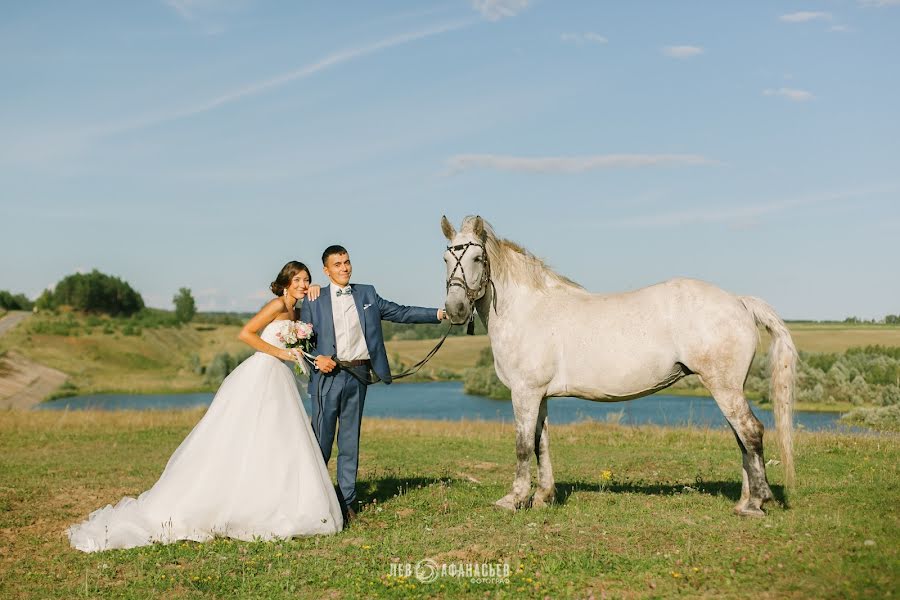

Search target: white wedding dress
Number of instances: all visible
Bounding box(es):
[68,320,343,552]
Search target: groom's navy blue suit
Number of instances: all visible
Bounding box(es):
[300,283,439,507]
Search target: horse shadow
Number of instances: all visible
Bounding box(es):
[555,480,788,508]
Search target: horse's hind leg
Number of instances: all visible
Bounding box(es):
[532,398,555,507]
[709,387,775,517]
[495,391,543,511]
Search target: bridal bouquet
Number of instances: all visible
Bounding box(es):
[274,320,314,375]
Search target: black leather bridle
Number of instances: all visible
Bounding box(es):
[445,241,497,334]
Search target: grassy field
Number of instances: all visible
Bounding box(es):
[0,412,896,598]
[0,321,249,397]
[761,323,900,353]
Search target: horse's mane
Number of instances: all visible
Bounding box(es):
[472,217,584,292]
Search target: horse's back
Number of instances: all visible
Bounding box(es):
[537,277,758,398]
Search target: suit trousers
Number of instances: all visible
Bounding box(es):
[310,365,368,507]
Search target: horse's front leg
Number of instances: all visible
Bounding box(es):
[495,392,542,511]
[532,398,555,508]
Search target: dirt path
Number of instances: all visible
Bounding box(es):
[0,312,68,409]
[0,310,30,336]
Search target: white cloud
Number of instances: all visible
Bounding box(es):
[445,153,717,175]
[471,0,529,21]
[662,46,703,59]
[561,32,608,45]
[778,11,833,23]
[763,87,814,102]
[603,187,892,229]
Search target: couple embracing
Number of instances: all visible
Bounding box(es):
[68,245,446,552]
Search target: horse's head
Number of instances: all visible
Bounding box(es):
[441,215,490,326]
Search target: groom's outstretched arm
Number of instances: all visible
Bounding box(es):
[376,293,442,324]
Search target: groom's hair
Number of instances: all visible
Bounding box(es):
[322,245,348,265]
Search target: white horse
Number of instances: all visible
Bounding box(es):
[441,216,796,517]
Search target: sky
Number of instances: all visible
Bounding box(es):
[1,0,898,320]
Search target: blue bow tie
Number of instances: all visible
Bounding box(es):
[336,287,352,297]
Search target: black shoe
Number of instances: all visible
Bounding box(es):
[345,506,357,523]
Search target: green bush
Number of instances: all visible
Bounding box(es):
[204,349,254,386]
[463,347,511,399]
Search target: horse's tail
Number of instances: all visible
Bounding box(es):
[739,295,797,488]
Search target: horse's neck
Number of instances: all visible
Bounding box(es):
[475,276,522,341]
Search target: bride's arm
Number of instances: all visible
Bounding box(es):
[238,299,296,361]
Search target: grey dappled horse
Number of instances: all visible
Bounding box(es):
[441,216,796,517]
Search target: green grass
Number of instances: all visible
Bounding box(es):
[0,412,896,598]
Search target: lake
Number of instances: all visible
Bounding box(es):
[38,381,853,432]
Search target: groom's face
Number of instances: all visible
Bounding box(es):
[324,252,352,287]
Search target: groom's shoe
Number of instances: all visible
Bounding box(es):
[345,506,357,524]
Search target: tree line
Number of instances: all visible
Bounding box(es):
[2,270,196,323]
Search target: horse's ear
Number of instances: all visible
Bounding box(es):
[473,216,484,239]
[441,215,456,240]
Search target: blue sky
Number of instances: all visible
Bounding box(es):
[1,1,898,320]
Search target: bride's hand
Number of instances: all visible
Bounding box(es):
[306,284,321,301]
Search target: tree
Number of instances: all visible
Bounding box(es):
[886,314,900,325]
[173,287,196,323]
[53,270,144,316]
[0,291,33,311]
[34,289,55,312]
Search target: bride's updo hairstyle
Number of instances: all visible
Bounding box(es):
[270,261,312,296]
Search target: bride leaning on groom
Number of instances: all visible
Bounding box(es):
[68,245,446,552]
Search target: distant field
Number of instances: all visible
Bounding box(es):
[760,323,900,353]
[2,317,899,402]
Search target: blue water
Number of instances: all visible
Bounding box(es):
[37,381,852,432]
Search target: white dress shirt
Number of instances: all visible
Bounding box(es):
[330,283,370,361]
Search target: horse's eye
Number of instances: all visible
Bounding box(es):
[474,257,483,263]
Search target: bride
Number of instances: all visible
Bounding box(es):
[68,261,344,552]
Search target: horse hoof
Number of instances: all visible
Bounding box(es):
[531,493,555,508]
[494,495,519,511]
[734,505,765,518]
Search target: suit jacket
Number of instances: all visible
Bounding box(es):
[300,283,440,386]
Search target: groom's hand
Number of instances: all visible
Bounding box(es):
[315,355,337,373]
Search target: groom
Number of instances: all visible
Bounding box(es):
[301,245,445,521]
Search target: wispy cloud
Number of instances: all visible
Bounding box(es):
[662,45,703,59]
[763,87,814,102]
[778,11,833,23]
[164,0,247,20]
[858,0,900,7]
[604,187,893,229]
[80,20,473,139]
[471,0,529,21]
[561,32,608,45]
[446,153,718,175]
[163,0,248,33]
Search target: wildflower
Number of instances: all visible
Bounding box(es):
[671,571,681,578]
[601,470,613,482]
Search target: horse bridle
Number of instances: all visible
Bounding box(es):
[445,241,497,334]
